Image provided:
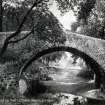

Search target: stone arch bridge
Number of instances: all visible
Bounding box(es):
[15,31,105,88]
[0,31,105,88]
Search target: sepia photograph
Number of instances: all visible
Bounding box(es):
[0,0,105,105]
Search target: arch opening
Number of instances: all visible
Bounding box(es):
[19,46,104,89]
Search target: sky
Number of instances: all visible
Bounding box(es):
[49,1,76,30]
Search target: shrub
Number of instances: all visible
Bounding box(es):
[77,67,94,80]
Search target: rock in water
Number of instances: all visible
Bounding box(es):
[19,79,28,95]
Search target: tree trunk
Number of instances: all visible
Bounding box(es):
[0,0,2,32]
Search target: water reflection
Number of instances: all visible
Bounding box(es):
[49,52,94,84]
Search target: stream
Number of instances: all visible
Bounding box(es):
[49,67,89,83]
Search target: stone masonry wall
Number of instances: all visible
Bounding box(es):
[0,31,105,71]
[66,31,105,71]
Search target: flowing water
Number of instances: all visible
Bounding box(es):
[49,67,89,83]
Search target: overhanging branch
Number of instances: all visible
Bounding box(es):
[7,0,42,40]
[8,28,34,44]
[0,0,42,57]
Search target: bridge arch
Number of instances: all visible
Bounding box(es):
[19,46,104,88]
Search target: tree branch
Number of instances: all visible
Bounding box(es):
[0,0,42,57]
[8,0,42,39]
[8,28,34,44]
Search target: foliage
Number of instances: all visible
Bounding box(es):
[23,60,53,80]
[71,0,105,39]
[1,0,104,40]
[77,0,96,24]
[77,69,94,80]
[0,63,18,99]
[35,10,66,44]
[1,0,66,43]
[83,0,105,39]
[1,0,97,31]
[0,0,68,59]
[2,0,37,31]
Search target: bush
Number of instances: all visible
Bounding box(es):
[77,68,94,80]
